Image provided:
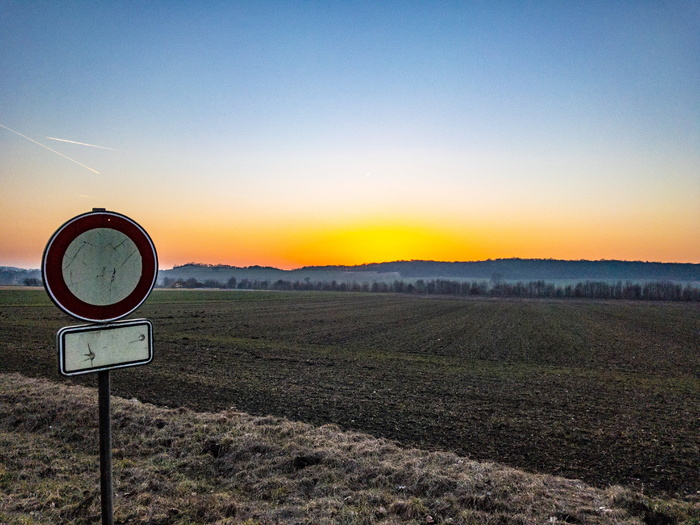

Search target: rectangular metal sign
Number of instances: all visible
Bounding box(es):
[58,319,153,376]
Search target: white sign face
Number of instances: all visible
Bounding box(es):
[58,319,153,376]
[62,228,143,306]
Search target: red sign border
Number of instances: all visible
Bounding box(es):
[42,211,158,322]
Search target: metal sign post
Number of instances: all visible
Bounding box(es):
[42,209,158,524]
[98,371,113,525]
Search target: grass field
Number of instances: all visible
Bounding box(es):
[5,373,699,525]
[1,289,698,502]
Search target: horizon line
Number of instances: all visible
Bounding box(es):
[4,257,700,272]
[164,257,700,272]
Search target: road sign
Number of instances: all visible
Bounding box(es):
[58,319,153,376]
[43,210,158,524]
[42,210,158,322]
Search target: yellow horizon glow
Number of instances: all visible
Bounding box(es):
[142,213,700,270]
[2,199,698,270]
[282,221,482,267]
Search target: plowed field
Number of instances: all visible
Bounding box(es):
[1,289,698,497]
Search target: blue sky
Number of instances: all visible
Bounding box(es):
[1,1,698,268]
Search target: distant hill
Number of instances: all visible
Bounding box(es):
[302,259,700,282]
[158,259,700,287]
[158,263,400,287]
[5,259,698,287]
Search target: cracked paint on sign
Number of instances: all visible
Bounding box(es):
[61,228,142,305]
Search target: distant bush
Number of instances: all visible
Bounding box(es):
[157,275,700,301]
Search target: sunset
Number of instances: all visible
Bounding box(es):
[2,4,700,521]
[1,2,698,270]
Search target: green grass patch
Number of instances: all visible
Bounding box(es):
[0,289,52,306]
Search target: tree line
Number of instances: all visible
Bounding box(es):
[159,276,700,302]
[303,258,700,281]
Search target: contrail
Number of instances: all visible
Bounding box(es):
[0,123,100,174]
[46,136,116,150]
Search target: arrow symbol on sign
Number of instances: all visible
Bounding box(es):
[84,343,96,365]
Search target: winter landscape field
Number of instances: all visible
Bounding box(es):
[1,288,698,523]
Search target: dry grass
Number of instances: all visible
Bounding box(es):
[1,373,697,524]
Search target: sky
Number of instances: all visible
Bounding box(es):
[1,1,699,270]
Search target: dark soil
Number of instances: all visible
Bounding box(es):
[1,289,698,498]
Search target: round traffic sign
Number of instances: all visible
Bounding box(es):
[42,210,158,322]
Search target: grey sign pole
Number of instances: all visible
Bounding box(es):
[98,371,114,525]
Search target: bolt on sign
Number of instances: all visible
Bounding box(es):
[42,209,158,525]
